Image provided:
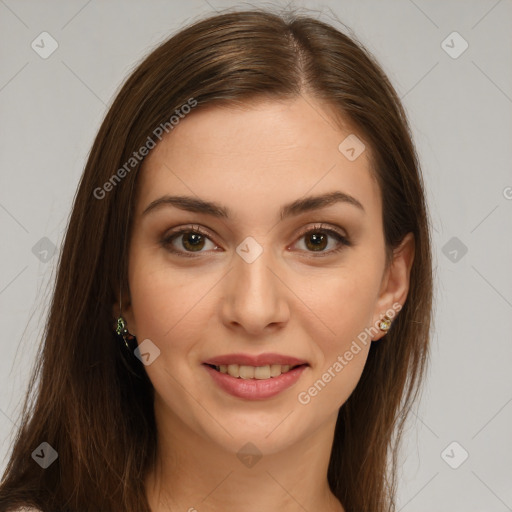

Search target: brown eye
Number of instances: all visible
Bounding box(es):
[304,232,328,252]
[161,226,218,257]
[180,232,206,252]
[294,225,351,256]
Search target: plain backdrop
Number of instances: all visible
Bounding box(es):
[1,1,511,510]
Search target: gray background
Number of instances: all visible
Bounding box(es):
[1,0,511,510]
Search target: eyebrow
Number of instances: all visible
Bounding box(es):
[141,191,365,220]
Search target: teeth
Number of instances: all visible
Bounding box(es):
[270,364,282,377]
[217,363,298,379]
[227,364,239,378]
[254,365,271,380]
[239,365,255,379]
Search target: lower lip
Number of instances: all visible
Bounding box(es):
[203,364,308,400]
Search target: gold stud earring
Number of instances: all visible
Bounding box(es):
[378,315,392,333]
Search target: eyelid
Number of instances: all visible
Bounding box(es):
[293,223,348,243]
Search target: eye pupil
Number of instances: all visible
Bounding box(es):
[183,232,205,251]
[306,232,327,251]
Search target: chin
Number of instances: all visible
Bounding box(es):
[191,407,310,457]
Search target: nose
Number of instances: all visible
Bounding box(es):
[219,241,290,336]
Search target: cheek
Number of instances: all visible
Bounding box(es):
[295,272,377,412]
[297,347,370,415]
[127,238,233,372]
[304,261,383,345]
[295,256,382,404]
[129,260,210,344]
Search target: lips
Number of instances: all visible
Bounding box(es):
[203,352,308,367]
[203,362,308,399]
[202,352,310,399]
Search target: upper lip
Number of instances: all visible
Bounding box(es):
[203,353,308,367]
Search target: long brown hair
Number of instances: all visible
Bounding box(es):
[0,8,433,512]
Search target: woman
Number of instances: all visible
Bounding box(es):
[0,8,433,512]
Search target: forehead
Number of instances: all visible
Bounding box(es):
[135,96,381,223]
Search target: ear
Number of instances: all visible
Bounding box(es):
[112,290,137,337]
[372,232,415,341]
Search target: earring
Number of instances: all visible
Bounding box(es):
[115,316,137,351]
[378,315,392,333]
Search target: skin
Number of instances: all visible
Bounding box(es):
[114,95,414,512]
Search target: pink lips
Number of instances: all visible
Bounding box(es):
[203,352,308,367]
[202,352,309,400]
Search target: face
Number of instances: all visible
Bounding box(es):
[119,96,412,456]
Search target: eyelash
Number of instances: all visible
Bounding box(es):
[160,223,351,258]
